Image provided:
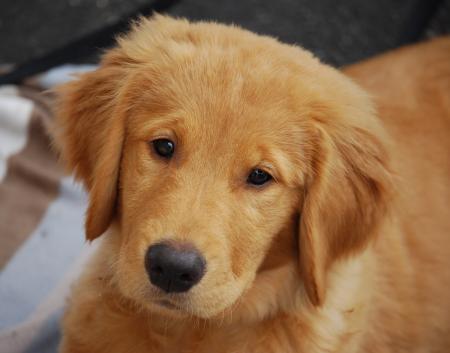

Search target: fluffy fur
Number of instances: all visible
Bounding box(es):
[53,15,450,353]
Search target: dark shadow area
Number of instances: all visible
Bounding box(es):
[0,0,449,84]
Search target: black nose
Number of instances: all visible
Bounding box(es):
[145,242,206,293]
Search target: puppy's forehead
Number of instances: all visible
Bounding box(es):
[121,17,329,137]
[129,49,305,135]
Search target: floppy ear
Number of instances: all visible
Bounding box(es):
[299,111,392,306]
[53,53,130,240]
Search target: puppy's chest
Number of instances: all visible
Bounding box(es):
[150,321,313,353]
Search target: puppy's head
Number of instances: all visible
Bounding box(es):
[54,16,391,321]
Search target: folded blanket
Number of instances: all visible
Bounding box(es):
[0,66,96,353]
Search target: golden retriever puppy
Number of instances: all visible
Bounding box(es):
[53,15,450,353]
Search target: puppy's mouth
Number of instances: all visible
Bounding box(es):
[154,299,179,310]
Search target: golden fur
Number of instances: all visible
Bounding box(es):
[52,15,450,353]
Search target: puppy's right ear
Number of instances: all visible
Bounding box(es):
[53,53,130,240]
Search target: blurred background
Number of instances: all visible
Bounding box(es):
[0,1,449,353]
[0,0,449,82]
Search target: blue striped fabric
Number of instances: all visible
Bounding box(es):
[0,178,86,330]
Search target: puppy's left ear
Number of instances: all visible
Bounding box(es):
[298,92,392,306]
[53,51,130,240]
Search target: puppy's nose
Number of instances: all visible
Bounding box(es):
[145,242,206,293]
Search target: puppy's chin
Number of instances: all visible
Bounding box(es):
[151,282,251,320]
[145,299,191,319]
[116,273,253,321]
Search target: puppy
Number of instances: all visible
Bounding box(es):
[53,15,450,353]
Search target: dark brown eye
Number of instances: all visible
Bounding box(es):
[247,168,272,186]
[152,139,175,158]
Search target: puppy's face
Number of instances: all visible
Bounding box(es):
[55,16,391,321]
[115,59,310,318]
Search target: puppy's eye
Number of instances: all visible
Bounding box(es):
[247,168,272,186]
[152,139,175,158]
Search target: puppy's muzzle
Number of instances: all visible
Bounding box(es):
[145,242,206,293]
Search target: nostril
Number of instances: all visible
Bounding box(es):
[179,273,192,282]
[151,265,164,276]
